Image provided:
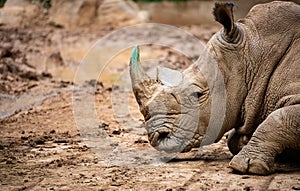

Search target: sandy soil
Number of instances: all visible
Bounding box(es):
[0,15,300,191]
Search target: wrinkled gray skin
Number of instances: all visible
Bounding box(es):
[130,1,300,175]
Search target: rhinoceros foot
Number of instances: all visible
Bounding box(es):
[229,149,273,175]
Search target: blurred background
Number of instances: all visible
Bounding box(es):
[1,0,299,84]
[1,0,299,28]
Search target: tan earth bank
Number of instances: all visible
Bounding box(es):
[0,1,300,190]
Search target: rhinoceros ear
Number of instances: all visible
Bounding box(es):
[213,2,236,41]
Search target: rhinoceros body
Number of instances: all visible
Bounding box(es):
[130,1,300,175]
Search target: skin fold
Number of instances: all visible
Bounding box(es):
[130,1,300,175]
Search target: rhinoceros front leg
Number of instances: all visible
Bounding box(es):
[229,105,300,175]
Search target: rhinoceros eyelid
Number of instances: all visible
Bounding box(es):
[191,83,206,92]
[170,92,180,104]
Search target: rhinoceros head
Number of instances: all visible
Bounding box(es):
[130,46,211,153]
[130,2,244,153]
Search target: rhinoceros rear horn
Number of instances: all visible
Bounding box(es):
[213,2,240,42]
[130,46,160,108]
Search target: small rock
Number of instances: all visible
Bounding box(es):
[50,129,56,134]
[35,138,45,145]
[134,138,148,144]
[6,159,14,164]
[21,136,28,140]
[110,143,118,147]
[84,79,97,87]
[53,139,68,143]
[98,122,109,129]
[242,176,250,179]
[112,128,121,135]
[243,186,252,191]
[57,162,63,167]
[111,182,121,186]
[83,179,92,183]
[41,72,52,78]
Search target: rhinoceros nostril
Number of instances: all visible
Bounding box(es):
[149,131,170,147]
[157,132,170,141]
[149,132,159,146]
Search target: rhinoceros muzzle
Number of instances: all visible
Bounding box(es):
[144,118,171,146]
[149,131,186,153]
[145,121,191,153]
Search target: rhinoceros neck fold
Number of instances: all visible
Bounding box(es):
[192,48,227,147]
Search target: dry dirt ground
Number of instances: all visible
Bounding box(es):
[0,15,300,191]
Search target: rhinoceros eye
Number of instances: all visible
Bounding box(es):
[189,92,203,104]
[190,92,203,99]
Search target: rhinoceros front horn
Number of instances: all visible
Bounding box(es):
[130,46,160,110]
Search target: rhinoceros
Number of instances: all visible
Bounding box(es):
[129,1,300,175]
